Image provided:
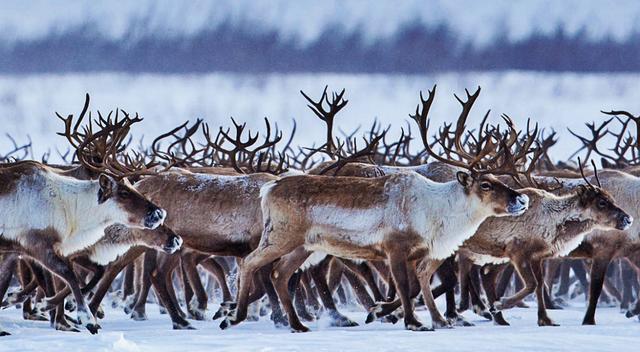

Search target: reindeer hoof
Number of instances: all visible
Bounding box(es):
[212,309,225,320]
[626,310,638,318]
[539,317,559,326]
[65,300,77,312]
[432,319,453,329]
[173,321,196,330]
[96,307,105,320]
[219,318,232,330]
[188,310,206,321]
[491,311,510,326]
[582,318,596,325]
[0,331,10,336]
[5,292,26,306]
[55,321,81,333]
[130,310,148,321]
[24,311,49,321]
[86,323,100,335]
[213,302,235,321]
[328,312,358,327]
[365,311,376,324]
[269,311,288,328]
[290,325,310,333]
[381,314,399,324]
[406,323,433,332]
[447,314,474,327]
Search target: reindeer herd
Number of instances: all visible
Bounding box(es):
[0,86,639,337]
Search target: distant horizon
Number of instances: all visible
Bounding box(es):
[2,0,640,73]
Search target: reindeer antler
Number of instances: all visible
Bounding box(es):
[300,86,348,155]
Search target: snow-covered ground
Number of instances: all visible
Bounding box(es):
[1,71,639,163]
[1,298,638,351]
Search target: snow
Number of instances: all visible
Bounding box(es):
[0,71,638,163]
[1,0,639,47]
[1,298,638,351]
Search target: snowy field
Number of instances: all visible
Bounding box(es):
[2,71,640,351]
[1,71,640,162]
[1,298,639,351]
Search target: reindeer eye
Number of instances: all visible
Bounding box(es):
[597,199,607,208]
[480,182,492,191]
[118,189,130,197]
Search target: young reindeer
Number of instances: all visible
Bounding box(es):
[220,94,530,332]
[458,159,632,326]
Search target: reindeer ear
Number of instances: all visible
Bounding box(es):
[98,174,116,204]
[456,171,472,187]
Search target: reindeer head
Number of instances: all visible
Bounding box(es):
[413,85,532,218]
[97,174,167,230]
[131,224,183,254]
[575,159,633,231]
[457,172,529,217]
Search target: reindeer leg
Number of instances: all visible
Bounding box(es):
[623,256,640,318]
[89,248,145,315]
[200,257,233,303]
[256,263,288,327]
[497,257,537,313]
[52,277,80,332]
[341,259,385,302]
[300,271,321,315]
[291,271,314,322]
[457,253,474,313]
[130,250,154,321]
[0,254,18,307]
[533,258,558,326]
[149,252,194,330]
[466,265,492,320]
[119,263,135,308]
[343,268,375,310]
[181,252,208,321]
[416,258,449,329]
[20,262,49,321]
[480,264,510,326]
[310,258,359,327]
[436,256,471,326]
[620,259,635,311]
[366,264,421,324]
[220,238,299,330]
[571,260,589,299]
[583,255,613,325]
[389,252,428,331]
[555,260,572,301]
[29,246,99,334]
[270,247,313,332]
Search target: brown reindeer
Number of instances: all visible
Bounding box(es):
[218,85,531,332]
[458,161,632,326]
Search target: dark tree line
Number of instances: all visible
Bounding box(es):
[1,22,639,73]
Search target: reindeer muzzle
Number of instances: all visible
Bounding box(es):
[617,214,633,231]
[507,194,529,216]
[163,235,183,254]
[144,208,167,229]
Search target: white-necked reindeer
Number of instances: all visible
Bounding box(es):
[0,159,166,334]
[219,104,531,331]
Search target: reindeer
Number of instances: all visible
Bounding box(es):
[457,161,632,326]
[0,97,181,334]
[0,159,167,334]
[217,86,530,332]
